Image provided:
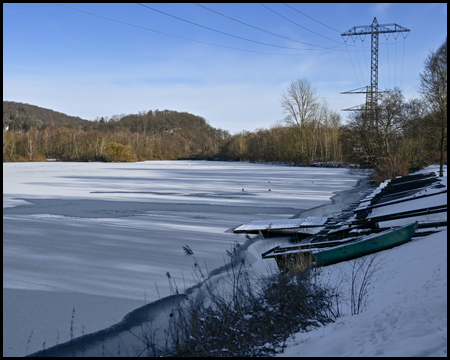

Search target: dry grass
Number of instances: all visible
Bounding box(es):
[278,251,315,274]
[146,246,335,357]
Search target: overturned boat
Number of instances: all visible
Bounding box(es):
[262,222,418,270]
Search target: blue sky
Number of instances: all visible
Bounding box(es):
[3,3,447,134]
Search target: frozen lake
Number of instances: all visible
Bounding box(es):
[3,160,368,357]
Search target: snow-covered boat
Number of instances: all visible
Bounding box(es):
[233,216,329,234]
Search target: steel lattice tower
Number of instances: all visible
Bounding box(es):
[341,17,410,115]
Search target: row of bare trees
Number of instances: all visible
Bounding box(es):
[2,126,226,162]
[218,79,342,164]
[219,117,341,165]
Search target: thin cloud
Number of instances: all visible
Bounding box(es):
[371,3,392,14]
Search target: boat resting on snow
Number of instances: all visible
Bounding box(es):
[262,221,418,269]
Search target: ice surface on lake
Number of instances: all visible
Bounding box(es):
[3,160,366,357]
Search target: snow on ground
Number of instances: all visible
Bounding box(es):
[277,165,447,357]
[279,230,447,357]
[3,160,367,357]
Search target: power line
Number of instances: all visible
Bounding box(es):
[386,40,392,88]
[345,43,362,87]
[400,38,406,88]
[54,3,310,56]
[394,36,398,87]
[282,3,342,34]
[137,3,329,52]
[259,3,342,44]
[344,34,369,87]
[346,4,371,16]
[273,3,367,55]
[362,41,371,85]
[358,41,369,86]
[193,3,344,51]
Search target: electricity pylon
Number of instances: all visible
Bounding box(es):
[341,17,410,115]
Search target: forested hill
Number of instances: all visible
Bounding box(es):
[3,101,230,162]
[91,109,226,137]
[3,101,91,130]
[2,101,226,138]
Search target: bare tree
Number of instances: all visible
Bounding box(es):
[280,79,320,163]
[347,88,406,168]
[25,130,37,161]
[316,98,342,163]
[347,110,379,167]
[401,98,428,165]
[375,88,406,158]
[419,38,447,177]
[329,110,342,162]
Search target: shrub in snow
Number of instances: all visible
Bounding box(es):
[144,245,337,357]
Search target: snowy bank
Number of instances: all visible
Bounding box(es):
[280,229,447,357]
[278,165,447,357]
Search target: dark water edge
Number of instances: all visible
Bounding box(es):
[292,177,371,219]
[26,294,187,357]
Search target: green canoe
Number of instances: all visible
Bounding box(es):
[311,221,418,266]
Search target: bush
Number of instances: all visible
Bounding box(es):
[370,155,409,185]
[104,141,137,162]
[10,154,26,162]
[31,153,46,162]
[149,246,336,357]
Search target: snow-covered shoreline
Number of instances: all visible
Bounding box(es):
[279,165,447,357]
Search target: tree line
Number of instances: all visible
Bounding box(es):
[3,38,446,179]
[3,109,229,162]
